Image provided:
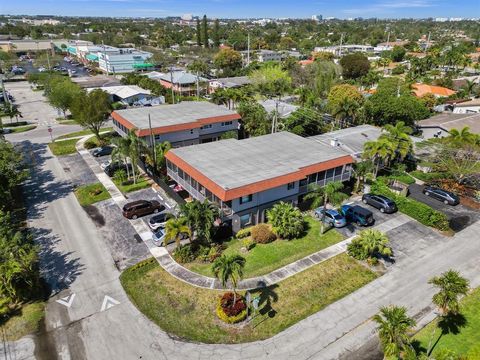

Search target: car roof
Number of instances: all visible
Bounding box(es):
[124,200,150,207]
[326,209,341,215]
[352,205,373,216]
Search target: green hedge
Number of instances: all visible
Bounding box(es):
[409,171,445,183]
[379,172,415,185]
[371,180,450,231]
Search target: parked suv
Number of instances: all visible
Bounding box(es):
[104,161,132,177]
[148,211,169,230]
[423,186,460,205]
[341,204,374,226]
[362,194,397,213]
[314,207,347,228]
[92,145,114,157]
[122,200,163,219]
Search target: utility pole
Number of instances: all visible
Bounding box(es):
[271,99,279,134]
[169,67,175,104]
[425,32,431,54]
[386,31,390,48]
[339,33,344,57]
[149,114,156,166]
[247,33,250,66]
[196,71,200,100]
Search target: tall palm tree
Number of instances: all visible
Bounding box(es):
[164,217,191,247]
[461,79,477,97]
[3,103,22,124]
[381,121,413,162]
[429,269,469,316]
[352,160,374,193]
[332,97,360,128]
[373,305,416,359]
[304,181,348,233]
[212,254,246,305]
[126,130,142,183]
[111,136,132,180]
[363,138,396,178]
[143,140,171,173]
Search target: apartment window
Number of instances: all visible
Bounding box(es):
[201,124,212,130]
[308,173,317,184]
[221,121,233,126]
[239,194,253,204]
[334,166,344,177]
[190,129,194,134]
[317,171,326,182]
[154,135,161,140]
[287,182,295,190]
[299,178,308,187]
[240,213,252,227]
[326,168,334,179]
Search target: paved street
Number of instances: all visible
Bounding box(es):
[2,82,480,360]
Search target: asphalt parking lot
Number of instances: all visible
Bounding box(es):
[331,200,402,238]
[408,184,480,232]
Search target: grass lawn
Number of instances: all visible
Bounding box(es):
[57,119,78,125]
[48,138,78,156]
[74,182,111,206]
[113,176,150,193]
[185,217,344,278]
[121,253,377,344]
[413,287,480,358]
[0,302,45,341]
[7,125,37,133]
[56,127,113,140]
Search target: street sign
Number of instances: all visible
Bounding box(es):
[252,296,260,310]
[47,127,52,133]
[245,291,251,306]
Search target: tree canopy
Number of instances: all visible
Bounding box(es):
[339,53,370,79]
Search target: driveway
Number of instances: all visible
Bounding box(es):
[332,200,403,238]
[408,184,480,232]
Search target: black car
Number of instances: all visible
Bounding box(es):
[423,186,460,205]
[104,162,132,177]
[362,194,397,213]
[92,146,114,157]
[341,204,375,226]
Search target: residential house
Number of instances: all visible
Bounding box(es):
[154,71,207,96]
[417,112,480,138]
[165,131,353,232]
[452,98,480,114]
[111,101,240,147]
[86,85,153,106]
[259,99,299,119]
[208,76,251,93]
[412,84,456,98]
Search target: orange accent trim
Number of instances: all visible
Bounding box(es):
[165,152,354,201]
[112,111,241,137]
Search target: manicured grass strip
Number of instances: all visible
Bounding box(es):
[114,176,150,193]
[7,125,37,133]
[56,127,113,140]
[413,288,480,358]
[121,253,377,344]
[57,119,78,125]
[74,182,111,206]
[48,138,78,156]
[0,302,45,341]
[185,217,344,278]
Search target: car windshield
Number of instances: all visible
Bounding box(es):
[333,214,343,220]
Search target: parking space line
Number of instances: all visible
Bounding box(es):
[165,203,172,209]
[157,194,164,201]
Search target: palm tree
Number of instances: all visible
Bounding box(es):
[381,121,413,162]
[332,97,360,128]
[363,138,396,178]
[3,103,22,124]
[210,89,229,108]
[347,229,393,261]
[180,200,219,244]
[373,305,416,359]
[143,140,171,173]
[111,136,132,180]
[448,126,476,146]
[126,130,142,183]
[461,79,477,98]
[266,201,304,239]
[164,217,191,247]
[212,254,246,306]
[352,160,374,193]
[304,181,348,233]
[429,269,469,316]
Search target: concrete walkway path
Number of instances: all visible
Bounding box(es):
[76,134,412,290]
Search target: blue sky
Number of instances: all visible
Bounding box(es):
[2,0,479,19]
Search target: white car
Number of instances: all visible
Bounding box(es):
[148,212,168,231]
[152,227,166,247]
[100,160,111,170]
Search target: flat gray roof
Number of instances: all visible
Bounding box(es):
[309,125,382,155]
[169,131,350,190]
[418,112,480,134]
[114,101,239,130]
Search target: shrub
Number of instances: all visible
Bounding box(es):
[113,169,127,183]
[242,238,255,251]
[173,244,195,263]
[379,172,415,185]
[371,180,450,231]
[207,245,222,262]
[84,139,98,149]
[216,292,248,323]
[251,223,276,244]
[266,202,305,239]
[236,227,252,239]
[409,170,445,183]
[347,229,392,262]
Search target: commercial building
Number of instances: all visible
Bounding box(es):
[98,48,153,74]
[111,101,240,147]
[165,131,354,232]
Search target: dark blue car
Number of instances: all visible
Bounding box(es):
[341,204,374,226]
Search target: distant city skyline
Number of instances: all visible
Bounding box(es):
[1,0,479,19]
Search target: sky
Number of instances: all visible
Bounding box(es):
[2,0,479,19]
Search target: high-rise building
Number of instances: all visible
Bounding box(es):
[311,14,322,21]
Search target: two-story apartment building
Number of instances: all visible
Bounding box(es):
[111,101,240,147]
[165,131,354,233]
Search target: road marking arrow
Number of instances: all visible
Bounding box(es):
[56,293,76,308]
[100,295,120,312]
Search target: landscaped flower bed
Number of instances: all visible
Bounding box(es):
[216,292,248,324]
